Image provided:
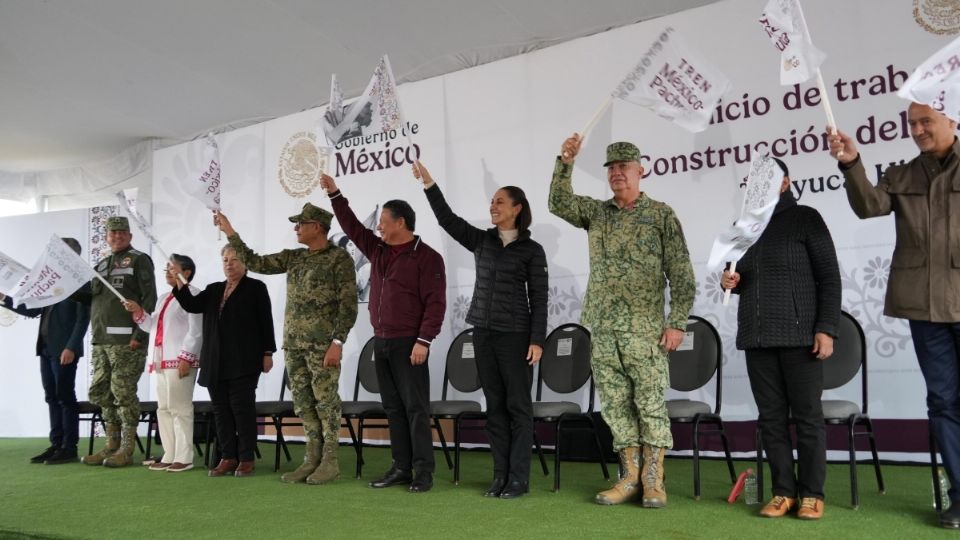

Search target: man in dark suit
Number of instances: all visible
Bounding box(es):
[1,237,91,464]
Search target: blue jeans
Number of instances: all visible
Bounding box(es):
[910,321,960,502]
[39,346,79,450]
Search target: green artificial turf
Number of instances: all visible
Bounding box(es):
[0,438,950,539]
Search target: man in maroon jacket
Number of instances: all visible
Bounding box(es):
[321,173,446,493]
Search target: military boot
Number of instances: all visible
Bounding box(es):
[103,426,137,468]
[595,446,640,505]
[306,441,340,485]
[81,423,120,465]
[281,438,321,483]
[641,445,667,508]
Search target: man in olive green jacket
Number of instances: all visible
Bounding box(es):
[829,103,960,529]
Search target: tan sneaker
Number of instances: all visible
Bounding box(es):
[797,497,824,520]
[759,496,797,517]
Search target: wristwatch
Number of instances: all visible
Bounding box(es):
[332,339,344,347]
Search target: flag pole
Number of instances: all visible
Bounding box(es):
[93,272,126,303]
[722,261,737,305]
[564,97,612,160]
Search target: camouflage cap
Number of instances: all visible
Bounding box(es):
[106,216,130,231]
[603,142,642,167]
[288,202,333,229]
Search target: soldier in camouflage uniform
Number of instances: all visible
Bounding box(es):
[75,216,157,467]
[549,136,695,508]
[216,203,358,484]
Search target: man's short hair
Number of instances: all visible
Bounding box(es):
[383,200,416,232]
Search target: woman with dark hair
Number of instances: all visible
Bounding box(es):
[721,157,840,520]
[124,254,202,472]
[414,160,548,499]
[172,245,276,477]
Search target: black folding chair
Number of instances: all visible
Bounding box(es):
[430,328,483,484]
[340,337,388,478]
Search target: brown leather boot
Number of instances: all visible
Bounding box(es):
[81,423,120,465]
[281,439,321,483]
[103,426,137,468]
[306,441,340,485]
[208,459,239,477]
[641,445,667,508]
[234,460,255,477]
[595,447,640,505]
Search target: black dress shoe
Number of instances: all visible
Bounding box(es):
[369,466,413,488]
[30,446,58,464]
[941,502,960,529]
[44,448,78,465]
[484,477,507,497]
[500,480,529,499]
[408,471,433,493]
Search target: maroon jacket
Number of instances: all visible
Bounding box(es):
[329,190,446,344]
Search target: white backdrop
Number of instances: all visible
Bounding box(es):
[2,0,953,448]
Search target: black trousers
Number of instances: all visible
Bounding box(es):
[39,346,79,450]
[746,347,826,499]
[208,373,260,461]
[374,336,434,473]
[473,329,533,483]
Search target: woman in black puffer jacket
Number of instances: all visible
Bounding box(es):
[722,157,840,520]
[414,161,548,500]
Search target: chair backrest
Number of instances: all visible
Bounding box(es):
[667,315,723,413]
[537,323,594,408]
[352,337,379,399]
[442,328,481,399]
[824,311,867,410]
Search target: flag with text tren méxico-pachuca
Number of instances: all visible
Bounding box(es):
[11,235,97,309]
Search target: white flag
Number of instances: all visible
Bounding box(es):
[116,189,163,248]
[758,0,827,85]
[188,134,222,211]
[11,235,98,309]
[613,27,731,133]
[707,156,785,271]
[0,250,29,294]
[897,34,960,123]
[325,55,405,145]
[320,73,346,146]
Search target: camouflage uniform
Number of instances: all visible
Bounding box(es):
[548,148,695,451]
[85,231,157,428]
[228,204,358,447]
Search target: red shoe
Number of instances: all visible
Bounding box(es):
[208,459,238,477]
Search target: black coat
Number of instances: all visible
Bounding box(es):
[425,184,549,345]
[732,191,841,350]
[172,275,276,387]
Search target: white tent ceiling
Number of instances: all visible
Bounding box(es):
[0,0,719,174]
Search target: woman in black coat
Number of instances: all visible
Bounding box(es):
[173,244,276,477]
[722,158,840,520]
[414,161,548,499]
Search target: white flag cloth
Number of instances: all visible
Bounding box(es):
[188,134,222,211]
[116,189,163,248]
[0,250,29,294]
[897,34,960,123]
[324,55,405,145]
[320,73,346,146]
[758,0,827,85]
[613,27,731,133]
[707,156,785,271]
[11,235,98,309]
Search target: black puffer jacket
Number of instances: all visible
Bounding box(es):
[732,191,841,350]
[425,184,549,345]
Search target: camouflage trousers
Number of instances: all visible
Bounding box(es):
[286,348,341,444]
[592,331,672,451]
[89,344,147,427]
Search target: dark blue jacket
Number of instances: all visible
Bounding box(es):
[2,284,91,358]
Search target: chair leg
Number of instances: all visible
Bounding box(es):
[273,416,283,472]
[453,417,462,485]
[553,420,562,492]
[931,426,943,513]
[87,414,97,456]
[719,424,736,483]
[344,418,362,475]
[533,432,548,476]
[356,418,365,479]
[586,416,610,480]
[134,432,145,454]
[847,420,860,509]
[755,426,765,502]
[864,417,885,493]
[434,418,454,470]
[693,417,702,500]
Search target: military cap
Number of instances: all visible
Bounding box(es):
[288,202,333,230]
[603,142,642,167]
[106,216,130,231]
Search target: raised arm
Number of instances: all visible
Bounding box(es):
[827,128,892,218]
[320,174,380,260]
[418,162,485,251]
[548,134,602,229]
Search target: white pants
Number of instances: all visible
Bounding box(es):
[156,367,197,464]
